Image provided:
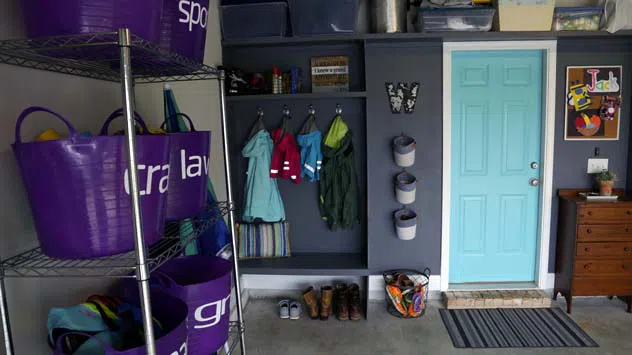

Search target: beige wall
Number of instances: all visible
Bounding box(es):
[0,0,223,353]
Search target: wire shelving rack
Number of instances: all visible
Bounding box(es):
[0,29,246,355]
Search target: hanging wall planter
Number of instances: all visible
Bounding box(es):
[393,135,416,167]
[394,208,417,241]
[395,171,416,205]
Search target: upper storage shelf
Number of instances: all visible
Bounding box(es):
[223,30,632,47]
[0,30,219,83]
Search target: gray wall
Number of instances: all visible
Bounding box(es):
[364,38,632,274]
[224,37,632,278]
[365,41,443,273]
[226,99,368,254]
[549,38,632,270]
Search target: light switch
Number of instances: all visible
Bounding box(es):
[587,158,608,174]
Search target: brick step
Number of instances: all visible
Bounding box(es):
[444,290,552,309]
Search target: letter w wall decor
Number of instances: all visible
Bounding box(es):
[386,82,420,114]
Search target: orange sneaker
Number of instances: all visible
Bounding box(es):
[386,285,407,316]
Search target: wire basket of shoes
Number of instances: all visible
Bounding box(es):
[383,268,430,319]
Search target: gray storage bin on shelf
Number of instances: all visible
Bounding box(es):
[417,7,495,32]
[288,0,358,36]
[221,2,288,40]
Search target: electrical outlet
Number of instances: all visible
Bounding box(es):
[587,158,608,174]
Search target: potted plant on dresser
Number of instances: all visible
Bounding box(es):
[595,170,616,196]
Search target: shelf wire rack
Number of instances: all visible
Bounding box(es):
[0,202,233,278]
[225,321,246,355]
[0,31,219,83]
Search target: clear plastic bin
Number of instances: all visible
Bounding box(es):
[221,2,287,40]
[553,7,603,31]
[288,0,357,36]
[417,8,495,32]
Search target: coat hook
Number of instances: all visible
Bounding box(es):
[257,107,264,118]
[308,104,316,116]
[282,105,291,118]
[335,103,343,115]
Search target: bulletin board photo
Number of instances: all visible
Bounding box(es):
[565,65,623,141]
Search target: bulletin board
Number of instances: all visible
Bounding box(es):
[565,66,623,141]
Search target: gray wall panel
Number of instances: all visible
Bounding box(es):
[227,99,367,254]
[549,38,631,270]
[365,41,443,273]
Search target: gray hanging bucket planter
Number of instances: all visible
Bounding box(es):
[393,135,416,167]
[394,208,417,241]
[395,171,416,205]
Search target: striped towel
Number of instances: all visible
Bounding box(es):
[237,222,291,259]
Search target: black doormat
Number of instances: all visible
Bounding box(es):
[439,308,598,349]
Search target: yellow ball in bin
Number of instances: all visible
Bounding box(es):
[35,128,62,141]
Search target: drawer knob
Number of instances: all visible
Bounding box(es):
[585,247,590,252]
[628,210,632,215]
[625,247,631,252]
[627,228,631,233]
[584,264,591,270]
[586,229,592,234]
[587,211,593,216]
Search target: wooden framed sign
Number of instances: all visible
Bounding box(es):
[565,65,623,141]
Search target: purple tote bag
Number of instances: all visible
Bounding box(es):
[53,290,188,355]
[12,107,169,259]
[160,0,210,62]
[162,113,210,220]
[21,0,164,43]
[155,256,233,353]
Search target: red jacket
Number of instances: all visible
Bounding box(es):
[270,128,302,184]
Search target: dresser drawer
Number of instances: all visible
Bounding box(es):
[578,206,632,224]
[577,225,632,242]
[576,242,632,258]
[572,277,632,296]
[574,259,632,276]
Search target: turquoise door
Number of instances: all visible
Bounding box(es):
[450,50,543,283]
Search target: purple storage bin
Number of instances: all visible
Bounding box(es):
[20,0,163,43]
[12,107,169,259]
[162,113,210,220]
[155,256,233,354]
[160,0,209,62]
[53,289,188,355]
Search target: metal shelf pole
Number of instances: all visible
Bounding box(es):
[118,28,156,355]
[218,70,247,355]
[0,272,14,354]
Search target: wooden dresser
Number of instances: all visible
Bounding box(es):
[554,189,632,313]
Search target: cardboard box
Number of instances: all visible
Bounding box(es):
[311,56,349,93]
[495,0,554,31]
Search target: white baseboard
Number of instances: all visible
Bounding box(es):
[240,273,555,302]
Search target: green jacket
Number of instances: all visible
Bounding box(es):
[319,117,359,230]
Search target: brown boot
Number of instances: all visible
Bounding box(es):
[303,286,319,320]
[348,283,362,321]
[320,286,333,320]
[335,284,349,321]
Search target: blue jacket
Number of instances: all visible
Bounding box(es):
[242,130,285,222]
[297,130,323,182]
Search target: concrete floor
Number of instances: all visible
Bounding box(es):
[241,297,632,355]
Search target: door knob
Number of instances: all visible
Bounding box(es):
[529,178,540,186]
[530,162,539,169]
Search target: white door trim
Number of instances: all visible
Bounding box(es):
[441,41,558,291]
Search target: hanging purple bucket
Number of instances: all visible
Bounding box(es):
[20,0,164,43]
[12,107,170,259]
[155,256,233,353]
[160,0,209,62]
[52,289,188,355]
[161,113,210,220]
